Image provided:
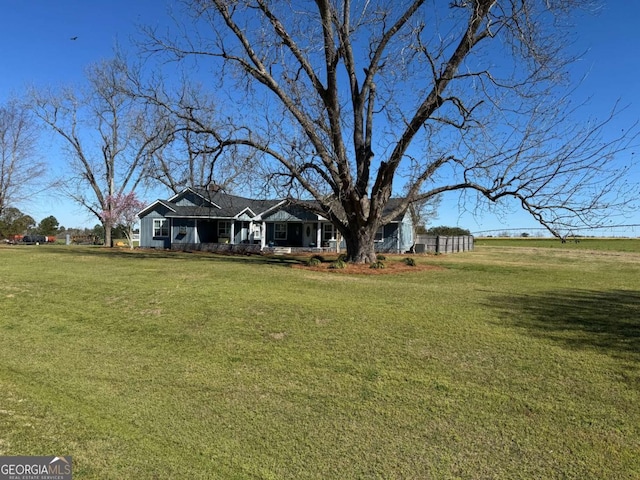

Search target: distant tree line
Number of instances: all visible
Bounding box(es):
[0,209,75,239]
[420,226,472,237]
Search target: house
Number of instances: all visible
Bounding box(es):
[138,186,414,253]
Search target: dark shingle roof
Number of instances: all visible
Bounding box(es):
[161,188,281,219]
[146,187,407,221]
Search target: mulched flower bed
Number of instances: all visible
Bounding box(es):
[292,259,443,275]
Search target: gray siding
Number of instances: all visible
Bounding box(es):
[174,191,206,207]
[375,223,398,253]
[398,211,414,253]
[171,218,198,244]
[263,206,317,222]
[374,213,413,253]
[140,209,171,249]
[139,189,419,253]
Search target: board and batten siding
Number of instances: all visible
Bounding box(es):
[171,218,198,245]
[374,216,414,254]
[139,206,172,249]
[140,214,170,248]
[398,213,414,253]
[174,191,203,207]
[375,223,399,253]
[263,207,317,222]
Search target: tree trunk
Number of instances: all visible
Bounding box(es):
[342,225,378,264]
[126,226,134,249]
[104,224,112,247]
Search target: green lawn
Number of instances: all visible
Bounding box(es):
[0,244,638,479]
[475,236,640,252]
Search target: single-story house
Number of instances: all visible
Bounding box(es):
[138,186,414,253]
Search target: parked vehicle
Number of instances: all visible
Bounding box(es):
[21,235,55,244]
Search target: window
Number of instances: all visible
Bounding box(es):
[153,219,169,237]
[375,226,384,242]
[218,221,231,238]
[274,223,287,240]
[322,223,335,241]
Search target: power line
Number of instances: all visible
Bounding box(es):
[472,224,640,235]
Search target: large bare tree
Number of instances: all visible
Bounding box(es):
[144,0,636,262]
[0,98,45,218]
[135,82,259,194]
[30,57,167,246]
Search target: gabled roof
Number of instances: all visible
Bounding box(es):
[140,187,409,222]
[275,197,408,222]
[138,199,177,217]
[168,187,221,209]
[141,187,283,220]
[190,188,282,217]
[383,198,409,222]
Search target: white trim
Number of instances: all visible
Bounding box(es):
[165,214,235,220]
[167,187,221,209]
[153,218,169,237]
[322,223,336,242]
[234,206,257,219]
[252,200,288,220]
[138,199,177,217]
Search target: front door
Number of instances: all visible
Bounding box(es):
[302,222,315,247]
[236,221,249,243]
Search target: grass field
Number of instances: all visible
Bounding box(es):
[0,241,639,479]
[475,236,640,252]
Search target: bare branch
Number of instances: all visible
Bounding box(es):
[141,1,637,261]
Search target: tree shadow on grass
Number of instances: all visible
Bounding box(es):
[487,289,640,365]
[46,245,304,267]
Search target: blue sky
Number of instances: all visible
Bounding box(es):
[1,1,639,236]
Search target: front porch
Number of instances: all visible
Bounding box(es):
[139,187,415,254]
[171,242,262,254]
[170,242,336,255]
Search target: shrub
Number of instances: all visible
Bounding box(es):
[329,259,347,269]
[426,225,471,236]
[311,254,325,263]
[403,257,416,267]
[370,261,385,269]
[337,253,348,262]
[376,254,386,261]
[307,257,322,267]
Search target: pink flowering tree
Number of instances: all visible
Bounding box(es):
[100,192,146,248]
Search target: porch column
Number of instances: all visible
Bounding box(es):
[261,222,266,249]
[316,222,322,248]
[230,221,236,244]
[194,219,199,243]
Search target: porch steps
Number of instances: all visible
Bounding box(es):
[271,246,292,255]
